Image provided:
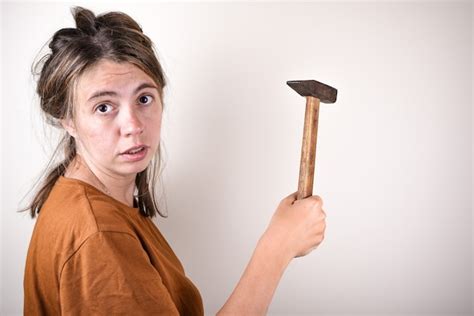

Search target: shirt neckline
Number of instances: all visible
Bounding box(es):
[57,175,139,211]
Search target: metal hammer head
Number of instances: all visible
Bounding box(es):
[287,80,337,103]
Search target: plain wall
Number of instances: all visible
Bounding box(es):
[1,1,472,315]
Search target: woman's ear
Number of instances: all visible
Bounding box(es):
[60,118,77,138]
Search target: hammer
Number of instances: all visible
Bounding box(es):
[287,80,337,200]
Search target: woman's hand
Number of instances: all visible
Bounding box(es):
[263,192,327,260]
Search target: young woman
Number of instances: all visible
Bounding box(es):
[23,6,327,315]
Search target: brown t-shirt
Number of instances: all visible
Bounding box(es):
[24,176,204,315]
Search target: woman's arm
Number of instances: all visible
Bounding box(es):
[217,192,327,315]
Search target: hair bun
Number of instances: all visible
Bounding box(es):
[96,12,143,33]
[49,28,81,54]
[71,6,97,35]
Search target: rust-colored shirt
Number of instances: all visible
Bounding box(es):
[24,176,204,315]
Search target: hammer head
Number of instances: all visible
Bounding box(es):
[287,80,337,104]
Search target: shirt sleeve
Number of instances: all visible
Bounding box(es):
[59,231,179,315]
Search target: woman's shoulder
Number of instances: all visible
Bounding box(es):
[38,176,140,240]
[25,176,146,290]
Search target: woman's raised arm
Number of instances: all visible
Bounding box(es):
[217,192,327,315]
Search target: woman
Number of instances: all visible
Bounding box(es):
[23,6,327,315]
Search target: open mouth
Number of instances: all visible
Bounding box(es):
[123,146,146,155]
[121,146,148,161]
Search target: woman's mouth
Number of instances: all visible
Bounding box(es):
[121,146,148,162]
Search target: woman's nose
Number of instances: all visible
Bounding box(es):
[121,108,144,136]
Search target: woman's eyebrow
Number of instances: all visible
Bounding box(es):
[133,82,159,95]
[87,82,159,102]
[87,90,117,102]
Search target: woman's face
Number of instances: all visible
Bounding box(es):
[63,59,163,178]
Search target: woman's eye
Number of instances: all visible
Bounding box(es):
[95,103,112,114]
[139,95,153,105]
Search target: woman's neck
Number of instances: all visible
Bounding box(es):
[63,155,137,208]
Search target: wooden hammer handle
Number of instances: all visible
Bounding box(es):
[297,96,320,200]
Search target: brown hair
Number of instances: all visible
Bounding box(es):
[20,6,167,218]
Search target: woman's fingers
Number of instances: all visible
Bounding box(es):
[269,192,328,259]
[281,191,298,206]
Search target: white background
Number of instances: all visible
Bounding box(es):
[1,1,472,315]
